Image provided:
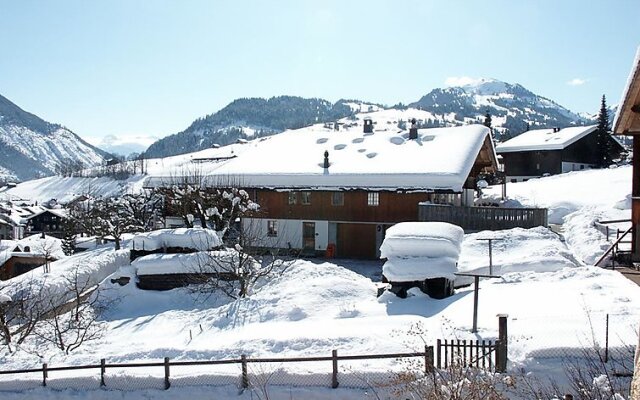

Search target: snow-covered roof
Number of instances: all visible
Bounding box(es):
[133,250,240,276]
[195,123,494,192]
[130,228,222,251]
[613,46,640,135]
[496,125,597,153]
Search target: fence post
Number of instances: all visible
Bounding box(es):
[437,339,442,369]
[241,354,249,389]
[331,349,339,388]
[100,358,106,387]
[164,357,171,390]
[425,345,434,373]
[496,314,508,373]
[42,363,48,387]
[605,314,609,363]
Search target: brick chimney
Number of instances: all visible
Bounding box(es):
[409,118,418,139]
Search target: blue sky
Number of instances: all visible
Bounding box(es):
[0,0,638,142]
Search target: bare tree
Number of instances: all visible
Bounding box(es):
[30,266,112,355]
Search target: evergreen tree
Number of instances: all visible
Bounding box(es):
[61,218,77,256]
[483,110,492,129]
[595,95,612,168]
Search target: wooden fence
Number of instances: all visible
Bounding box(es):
[0,349,434,391]
[418,204,548,231]
[436,339,500,370]
[0,342,506,391]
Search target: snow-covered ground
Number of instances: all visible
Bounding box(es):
[0,166,638,399]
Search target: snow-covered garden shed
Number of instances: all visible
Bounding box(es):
[497,125,624,182]
[129,228,234,290]
[190,122,498,259]
[380,222,463,299]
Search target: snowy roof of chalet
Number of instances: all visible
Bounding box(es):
[151,123,494,192]
[496,125,597,154]
[614,46,640,135]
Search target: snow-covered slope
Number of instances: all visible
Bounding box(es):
[0,94,107,182]
[410,78,590,139]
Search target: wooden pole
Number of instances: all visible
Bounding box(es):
[605,314,609,363]
[496,314,508,372]
[42,363,48,387]
[472,276,480,333]
[331,350,339,388]
[425,345,434,373]
[164,357,170,390]
[241,354,249,389]
[488,239,493,275]
[100,358,106,387]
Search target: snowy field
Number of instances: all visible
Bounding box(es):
[0,166,638,398]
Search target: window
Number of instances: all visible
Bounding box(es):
[367,192,379,206]
[267,220,278,237]
[301,191,311,205]
[331,192,344,206]
[288,192,297,205]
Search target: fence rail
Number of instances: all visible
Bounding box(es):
[418,204,548,231]
[0,349,437,391]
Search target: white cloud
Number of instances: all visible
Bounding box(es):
[444,76,484,87]
[567,78,587,86]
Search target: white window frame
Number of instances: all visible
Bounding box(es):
[267,220,278,237]
[367,192,379,206]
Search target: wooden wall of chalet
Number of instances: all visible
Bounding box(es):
[28,211,64,238]
[561,131,600,164]
[502,150,562,177]
[254,190,430,223]
[0,256,47,280]
[502,131,623,178]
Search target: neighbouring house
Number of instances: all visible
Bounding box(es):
[0,203,68,239]
[0,218,12,240]
[496,125,625,182]
[161,122,498,259]
[0,235,64,280]
[380,222,463,299]
[614,47,640,261]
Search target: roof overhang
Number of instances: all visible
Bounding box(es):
[614,47,640,136]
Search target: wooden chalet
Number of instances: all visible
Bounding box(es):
[497,125,625,182]
[613,47,640,261]
[197,123,499,259]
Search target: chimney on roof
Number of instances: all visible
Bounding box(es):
[409,118,418,140]
[363,118,373,133]
[323,150,330,169]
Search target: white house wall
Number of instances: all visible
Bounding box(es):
[242,218,329,252]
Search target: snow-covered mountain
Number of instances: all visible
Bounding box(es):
[408,78,590,139]
[0,94,107,182]
[145,80,592,158]
[144,96,376,158]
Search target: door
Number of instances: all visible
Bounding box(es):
[303,222,316,251]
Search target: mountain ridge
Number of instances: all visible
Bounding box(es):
[0,94,108,182]
[145,79,594,158]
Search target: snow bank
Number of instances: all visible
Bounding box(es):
[380,222,464,259]
[133,251,239,276]
[130,228,222,251]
